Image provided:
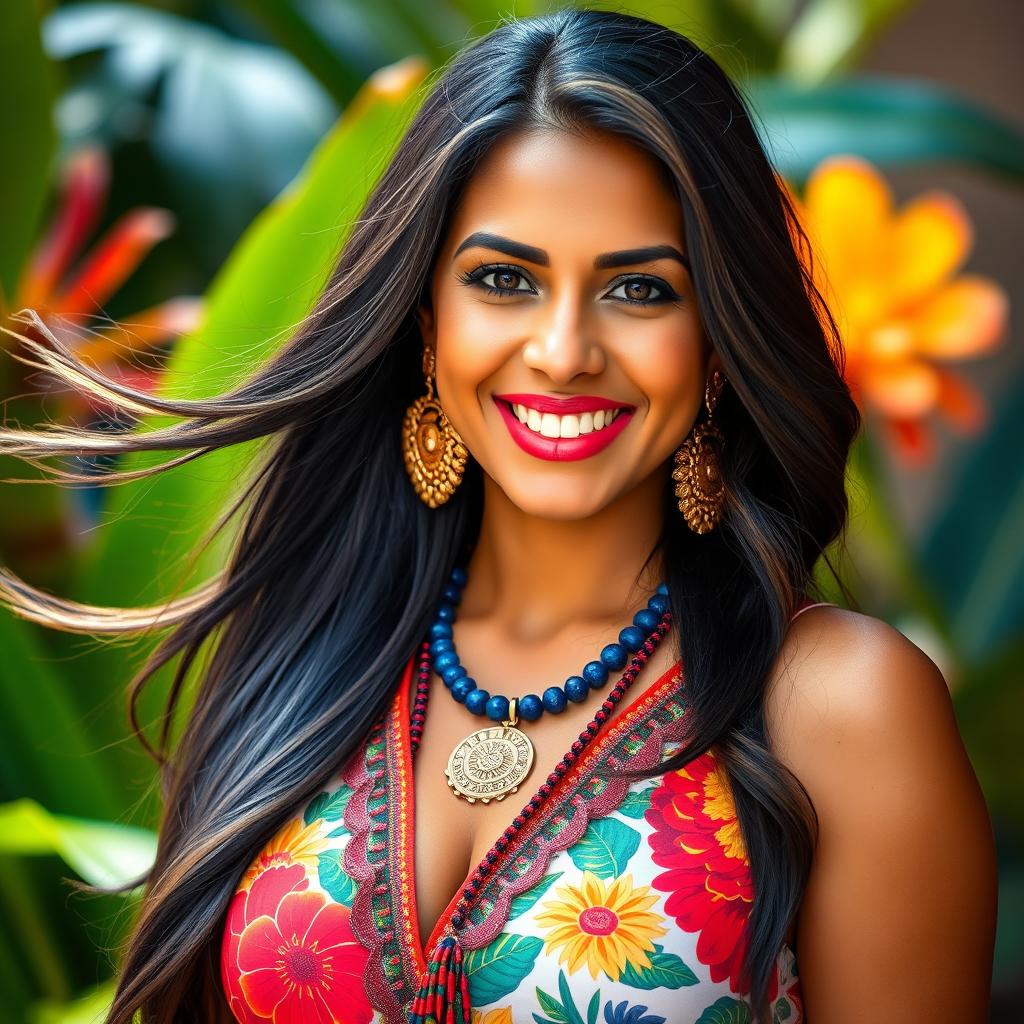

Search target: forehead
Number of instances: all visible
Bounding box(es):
[444,127,685,257]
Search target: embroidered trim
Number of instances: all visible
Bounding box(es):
[343,653,419,1024]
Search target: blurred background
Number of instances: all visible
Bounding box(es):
[0,1,1021,1021]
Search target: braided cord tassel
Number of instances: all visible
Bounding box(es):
[408,935,471,1024]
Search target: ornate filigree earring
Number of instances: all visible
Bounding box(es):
[402,346,468,508]
[672,370,726,534]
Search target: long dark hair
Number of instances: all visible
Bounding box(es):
[0,8,859,1021]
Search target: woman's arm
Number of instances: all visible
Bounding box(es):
[767,607,998,1023]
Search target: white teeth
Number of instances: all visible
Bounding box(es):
[510,402,626,439]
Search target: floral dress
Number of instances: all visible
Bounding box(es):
[221,640,809,1024]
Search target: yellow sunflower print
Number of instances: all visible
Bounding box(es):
[535,870,668,981]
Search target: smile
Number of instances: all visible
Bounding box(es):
[492,393,636,462]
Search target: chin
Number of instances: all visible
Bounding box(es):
[494,477,617,521]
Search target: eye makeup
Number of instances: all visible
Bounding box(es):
[456,262,682,307]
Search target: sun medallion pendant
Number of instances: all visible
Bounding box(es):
[445,699,535,804]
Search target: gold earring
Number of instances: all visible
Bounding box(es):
[672,370,726,534]
[402,346,468,508]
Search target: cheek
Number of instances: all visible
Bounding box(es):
[433,301,515,414]
[621,315,707,429]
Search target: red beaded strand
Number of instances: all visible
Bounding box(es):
[411,611,672,933]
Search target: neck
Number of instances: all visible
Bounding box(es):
[460,471,667,643]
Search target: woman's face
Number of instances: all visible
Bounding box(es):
[418,127,719,520]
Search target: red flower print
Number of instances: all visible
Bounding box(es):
[645,750,776,998]
[236,885,372,1024]
[222,864,310,1024]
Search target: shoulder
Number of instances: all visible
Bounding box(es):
[764,603,985,822]
[764,605,997,1018]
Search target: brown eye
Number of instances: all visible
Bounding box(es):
[607,275,677,306]
[624,280,653,302]
[493,269,523,291]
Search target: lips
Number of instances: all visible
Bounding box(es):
[492,394,635,462]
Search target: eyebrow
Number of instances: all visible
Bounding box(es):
[452,232,690,271]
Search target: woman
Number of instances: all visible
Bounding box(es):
[0,8,996,1023]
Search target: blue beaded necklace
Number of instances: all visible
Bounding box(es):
[427,565,672,803]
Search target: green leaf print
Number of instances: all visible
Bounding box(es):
[617,943,698,990]
[617,786,657,820]
[532,969,600,1024]
[508,871,563,920]
[694,997,753,1024]
[773,997,793,1022]
[304,783,353,825]
[317,849,357,906]
[567,818,641,879]
[466,933,544,1005]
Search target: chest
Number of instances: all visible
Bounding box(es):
[220,655,803,1024]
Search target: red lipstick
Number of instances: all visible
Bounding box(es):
[492,394,635,462]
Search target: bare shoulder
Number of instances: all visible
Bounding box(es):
[763,605,998,1021]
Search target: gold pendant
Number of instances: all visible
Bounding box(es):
[445,698,535,804]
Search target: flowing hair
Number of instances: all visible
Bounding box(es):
[0,8,860,1022]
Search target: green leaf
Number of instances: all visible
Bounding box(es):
[617,943,699,990]
[508,871,562,920]
[780,0,915,84]
[30,980,115,1024]
[750,75,1024,184]
[567,818,641,880]
[466,932,543,1006]
[617,787,656,820]
[773,996,793,1022]
[534,983,571,1024]
[0,609,120,820]
[0,3,55,303]
[694,997,753,1024]
[304,783,353,825]
[0,800,156,889]
[317,849,356,907]
[586,989,600,1024]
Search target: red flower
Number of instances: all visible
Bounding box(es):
[222,864,310,1023]
[230,866,371,1024]
[645,750,775,998]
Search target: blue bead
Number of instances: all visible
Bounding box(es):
[582,660,609,688]
[430,638,454,657]
[433,650,460,673]
[600,643,628,671]
[633,608,659,633]
[465,689,489,715]
[450,677,477,703]
[435,603,456,623]
[564,676,588,703]
[518,694,544,721]
[441,664,467,686]
[618,625,645,652]
[442,584,462,605]
[429,622,453,640]
[450,566,468,587]
[647,593,670,615]
[542,686,568,713]
[486,695,510,721]
[656,582,669,596]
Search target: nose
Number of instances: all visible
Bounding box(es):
[520,289,606,385]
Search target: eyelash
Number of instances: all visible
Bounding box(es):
[457,263,680,307]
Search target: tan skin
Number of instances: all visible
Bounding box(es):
[405,127,996,1021]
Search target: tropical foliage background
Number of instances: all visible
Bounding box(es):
[0,0,1021,1020]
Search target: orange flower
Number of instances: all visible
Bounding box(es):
[5,145,201,420]
[240,817,327,890]
[787,155,1008,463]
